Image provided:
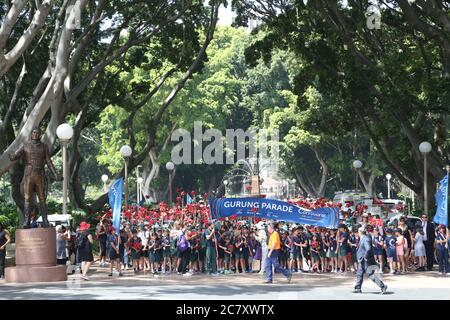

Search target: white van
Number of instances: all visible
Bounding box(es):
[36,213,73,227]
[333,190,372,212]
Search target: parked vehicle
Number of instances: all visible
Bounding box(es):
[384,214,421,230]
[333,190,372,212]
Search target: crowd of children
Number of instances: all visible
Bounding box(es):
[85,206,449,277]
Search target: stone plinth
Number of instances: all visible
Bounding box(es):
[5,228,67,283]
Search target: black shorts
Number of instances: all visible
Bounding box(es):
[302,250,311,260]
[218,248,225,259]
[109,250,120,261]
[99,239,107,257]
[178,249,189,258]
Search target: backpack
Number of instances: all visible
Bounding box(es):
[177,233,189,252]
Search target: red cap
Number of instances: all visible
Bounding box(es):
[79,221,90,231]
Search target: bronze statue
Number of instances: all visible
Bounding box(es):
[9,128,61,228]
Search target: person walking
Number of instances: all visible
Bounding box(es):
[264,222,292,284]
[421,214,436,271]
[77,221,94,281]
[353,227,388,294]
[0,222,11,279]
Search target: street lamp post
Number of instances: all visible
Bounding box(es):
[223,179,229,196]
[56,123,74,216]
[101,174,109,193]
[136,165,142,204]
[137,177,143,204]
[419,141,432,214]
[166,162,175,206]
[120,145,132,208]
[386,173,392,199]
[353,160,363,191]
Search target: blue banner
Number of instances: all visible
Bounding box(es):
[209,197,339,229]
[109,178,123,233]
[434,174,448,227]
[186,193,193,205]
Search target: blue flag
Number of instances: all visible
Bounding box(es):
[109,178,124,233]
[434,174,448,227]
[186,193,193,205]
[209,197,339,229]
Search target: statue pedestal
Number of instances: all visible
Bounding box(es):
[5,228,67,283]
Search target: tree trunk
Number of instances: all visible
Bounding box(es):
[358,171,376,196]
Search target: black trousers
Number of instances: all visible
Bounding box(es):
[0,250,5,277]
[424,240,434,271]
[178,248,191,273]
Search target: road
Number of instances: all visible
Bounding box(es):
[1,267,449,300]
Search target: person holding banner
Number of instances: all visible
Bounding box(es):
[264,222,292,284]
[107,227,123,277]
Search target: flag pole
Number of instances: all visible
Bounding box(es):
[208,198,220,273]
[446,162,450,235]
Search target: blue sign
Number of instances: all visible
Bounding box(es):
[434,174,448,227]
[109,178,123,233]
[209,197,339,229]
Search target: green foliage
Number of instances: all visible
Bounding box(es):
[0,215,10,226]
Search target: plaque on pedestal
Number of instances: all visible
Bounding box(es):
[5,228,67,283]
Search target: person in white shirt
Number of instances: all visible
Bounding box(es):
[255,222,268,274]
[138,225,150,271]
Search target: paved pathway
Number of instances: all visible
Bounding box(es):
[1,267,449,300]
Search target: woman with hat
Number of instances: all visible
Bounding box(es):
[77,221,94,280]
[435,225,450,275]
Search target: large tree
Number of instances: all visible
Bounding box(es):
[0,0,224,218]
[236,0,450,208]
